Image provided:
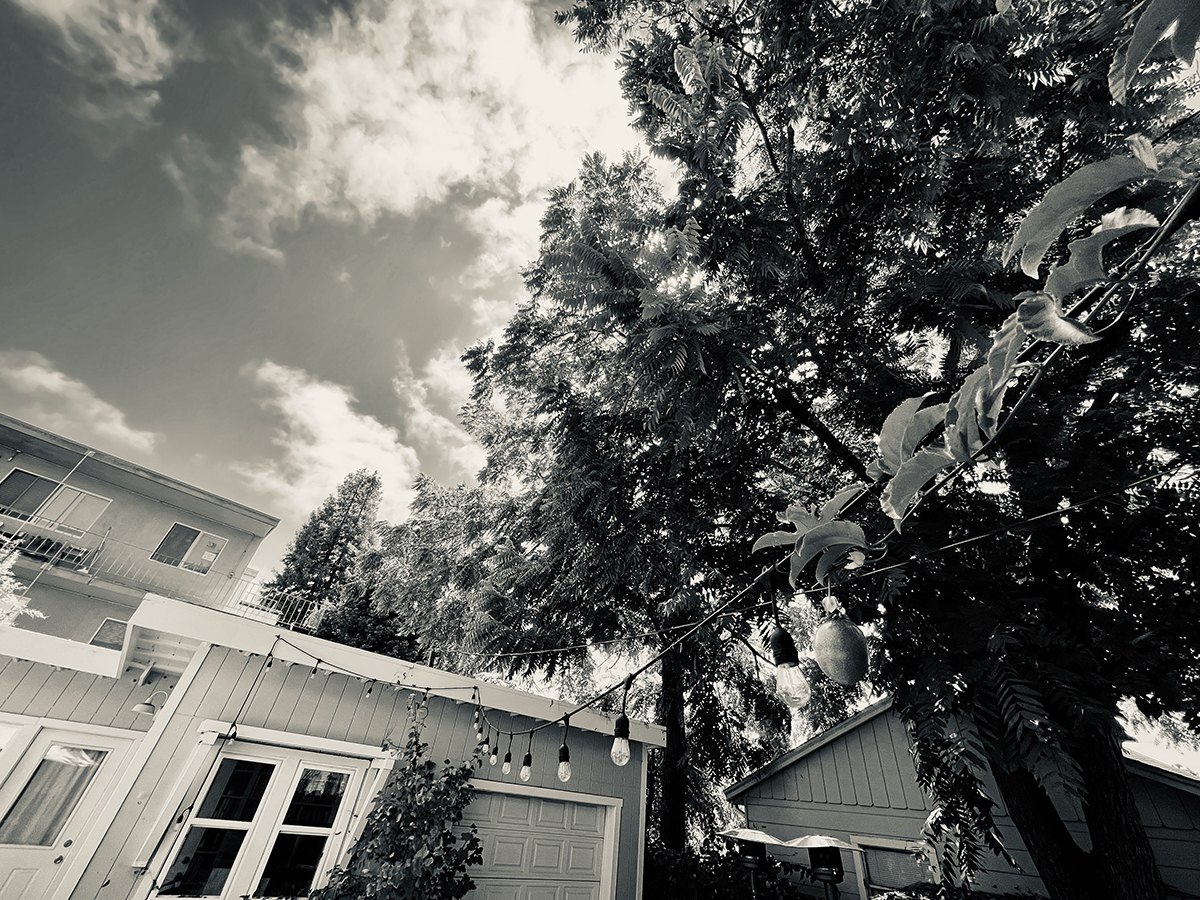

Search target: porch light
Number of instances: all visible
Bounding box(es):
[131,689,170,716]
[770,626,811,709]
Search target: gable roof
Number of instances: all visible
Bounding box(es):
[725,696,1200,803]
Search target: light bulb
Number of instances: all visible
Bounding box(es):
[611,713,631,766]
[557,743,571,782]
[775,662,812,709]
[502,751,512,775]
[519,753,532,782]
[490,749,499,766]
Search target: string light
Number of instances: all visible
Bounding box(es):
[265,654,273,670]
[558,716,572,783]
[364,680,374,698]
[769,617,810,710]
[310,661,321,679]
[520,732,533,782]
[611,676,632,767]
[502,733,514,775]
[481,725,491,756]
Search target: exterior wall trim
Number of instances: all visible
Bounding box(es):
[197,720,393,761]
[0,626,121,677]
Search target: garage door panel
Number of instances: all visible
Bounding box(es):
[465,794,606,900]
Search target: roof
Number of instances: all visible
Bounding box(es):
[129,594,668,747]
[725,696,894,802]
[0,413,279,537]
[725,696,1200,803]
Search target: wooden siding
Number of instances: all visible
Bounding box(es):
[741,708,1200,900]
[0,654,176,731]
[70,646,647,900]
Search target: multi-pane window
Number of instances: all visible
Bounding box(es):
[157,749,363,899]
[0,469,109,536]
[861,842,939,896]
[150,524,228,575]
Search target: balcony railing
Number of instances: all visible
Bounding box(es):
[0,514,337,629]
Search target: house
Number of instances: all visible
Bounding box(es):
[0,416,666,900]
[724,698,1200,900]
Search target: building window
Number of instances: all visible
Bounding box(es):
[0,744,107,846]
[151,524,228,575]
[858,840,940,897]
[157,748,364,899]
[0,469,109,537]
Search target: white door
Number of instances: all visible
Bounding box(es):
[0,728,134,900]
[153,745,367,899]
[465,792,607,900]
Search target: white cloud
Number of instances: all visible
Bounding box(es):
[0,350,159,454]
[392,343,485,483]
[236,361,421,521]
[13,0,194,151]
[193,0,638,267]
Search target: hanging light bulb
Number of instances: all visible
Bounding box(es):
[557,716,572,783]
[490,743,499,766]
[481,726,491,756]
[265,654,273,670]
[770,625,811,709]
[364,680,374,698]
[611,675,633,766]
[310,660,321,679]
[502,734,514,774]
[519,732,534,782]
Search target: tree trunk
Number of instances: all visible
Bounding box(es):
[657,647,688,850]
[990,760,1100,900]
[1076,722,1168,900]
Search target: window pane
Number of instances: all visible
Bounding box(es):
[254,833,329,897]
[158,827,247,896]
[0,745,106,845]
[57,492,108,534]
[36,487,83,526]
[197,759,275,822]
[181,533,228,575]
[151,524,200,568]
[282,769,349,827]
[0,471,56,520]
[865,847,930,890]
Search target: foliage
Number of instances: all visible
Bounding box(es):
[261,469,382,628]
[643,836,808,900]
[312,696,483,900]
[0,541,43,627]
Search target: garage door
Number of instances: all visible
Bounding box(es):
[464,791,607,900]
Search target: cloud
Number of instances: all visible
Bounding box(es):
[0,350,159,453]
[236,360,421,522]
[12,0,195,151]
[392,343,485,483]
[177,0,637,266]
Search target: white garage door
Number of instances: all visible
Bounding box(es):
[464,791,607,900]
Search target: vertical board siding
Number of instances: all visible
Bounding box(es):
[0,654,173,731]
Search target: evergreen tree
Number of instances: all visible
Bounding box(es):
[262,469,382,628]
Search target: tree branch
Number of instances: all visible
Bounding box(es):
[771,385,871,481]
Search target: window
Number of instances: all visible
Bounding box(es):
[0,469,109,537]
[0,744,107,846]
[855,839,940,898]
[156,748,365,899]
[151,524,228,575]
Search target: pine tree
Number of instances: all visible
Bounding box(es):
[261,470,382,628]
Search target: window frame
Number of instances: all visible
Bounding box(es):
[0,467,110,537]
[153,744,368,899]
[850,835,941,898]
[149,522,228,576]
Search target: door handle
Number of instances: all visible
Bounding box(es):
[53,856,64,865]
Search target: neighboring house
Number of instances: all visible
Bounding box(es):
[725,698,1200,900]
[0,417,666,900]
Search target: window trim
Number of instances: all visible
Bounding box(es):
[0,467,110,537]
[849,835,941,899]
[151,743,369,899]
[149,522,228,576]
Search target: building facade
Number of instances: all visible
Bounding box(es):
[0,417,664,900]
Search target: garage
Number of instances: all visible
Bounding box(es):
[464,789,613,900]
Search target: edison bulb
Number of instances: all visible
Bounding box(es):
[557,760,572,782]
[611,737,631,767]
[776,662,812,709]
[490,749,499,766]
[519,753,532,782]
[502,752,512,775]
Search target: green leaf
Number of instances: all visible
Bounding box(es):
[790,521,867,585]
[1003,156,1154,276]
[880,447,955,525]
[1016,292,1100,345]
[752,529,801,553]
[979,312,1025,434]
[1110,0,1200,104]
[820,483,867,521]
[878,397,949,476]
[944,367,991,464]
[1043,207,1159,300]
[779,503,820,531]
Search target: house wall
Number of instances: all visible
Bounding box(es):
[740,711,1200,900]
[71,645,647,900]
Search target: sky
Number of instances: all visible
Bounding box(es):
[0,0,652,571]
